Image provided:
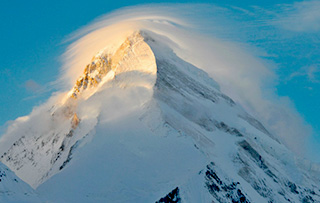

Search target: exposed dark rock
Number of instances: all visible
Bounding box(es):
[59,143,65,151]
[205,162,250,203]
[59,141,80,171]
[156,187,181,203]
[215,121,244,137]
[302,195,314,203]
[238,141,263,166]
[287,181,299,194]
[66,130,74,138]
[238,140,277,181]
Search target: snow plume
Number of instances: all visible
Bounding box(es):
[0,92,67,155]
[57,4,312,156]
[0,4,313,158]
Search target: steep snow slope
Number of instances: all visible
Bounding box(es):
[0,32,156,188]
[1,31,320,202]
[0,162,39,203]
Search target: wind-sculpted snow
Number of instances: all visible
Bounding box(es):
[0,31,319,202]
[57,5,313,156]
[0,32,156,188]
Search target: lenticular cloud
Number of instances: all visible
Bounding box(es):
[57,4,311,156]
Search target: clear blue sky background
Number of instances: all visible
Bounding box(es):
[0,0,319,161]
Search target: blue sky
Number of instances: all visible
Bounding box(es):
[0,0,319,161]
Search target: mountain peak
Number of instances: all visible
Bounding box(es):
[1,30,320,202]
[0,31,158,188]
[69,31,148,99]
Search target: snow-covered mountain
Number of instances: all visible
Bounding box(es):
[0,31,319,202]
[0,162,39,203]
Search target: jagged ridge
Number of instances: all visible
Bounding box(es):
[0,31,157,188]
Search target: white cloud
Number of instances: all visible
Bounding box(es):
[0,92,67,155]
[58,4,312,156]
[1,4,314,159]
[289,64,320,83]
[25,79,42,92]
[273,1,320,32]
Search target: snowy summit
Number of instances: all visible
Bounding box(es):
[0,30,319,203]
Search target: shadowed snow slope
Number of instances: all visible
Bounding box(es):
[0,162,40,203]
[1,31,320,202]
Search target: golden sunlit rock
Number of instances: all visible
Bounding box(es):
[71,113,80,129]
[69,32,149,99]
